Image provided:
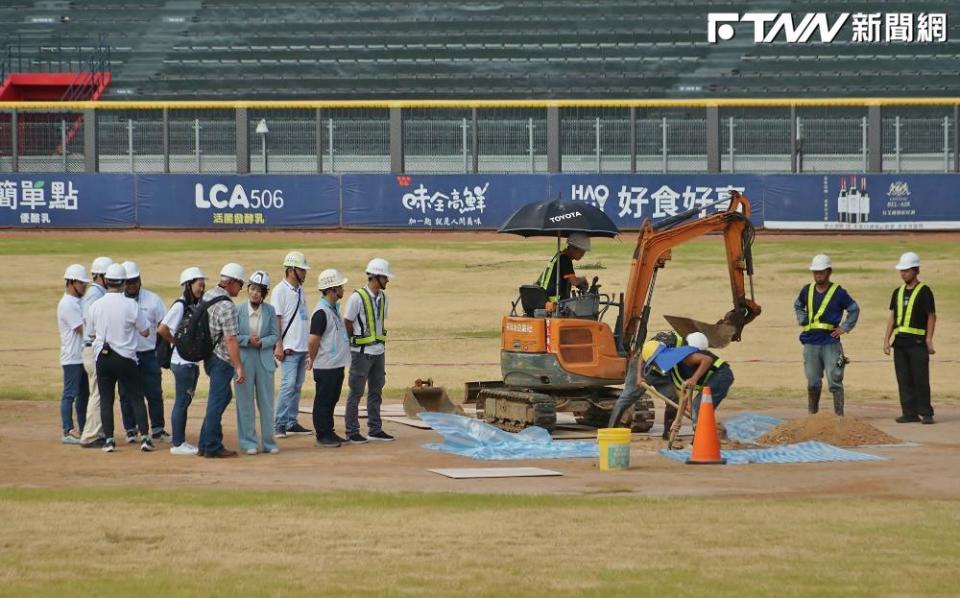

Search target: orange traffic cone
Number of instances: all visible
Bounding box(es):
[686,386,726,465]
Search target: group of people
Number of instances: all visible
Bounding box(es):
[553,243,936,435]
[56,251,397,458]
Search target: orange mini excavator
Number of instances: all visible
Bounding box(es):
[474,191,762,432]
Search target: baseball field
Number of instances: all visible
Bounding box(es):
[1,230,958,596]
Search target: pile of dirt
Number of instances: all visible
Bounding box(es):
[756,412,901,447]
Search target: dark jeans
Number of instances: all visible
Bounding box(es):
[119,349,165,434]
[199,356,235,454]
[60,364,89,434]
[313,367,345,440]
[96,349,148,440]
[693,366,734,425]
[894,341,933,418]
[171,363,200,447]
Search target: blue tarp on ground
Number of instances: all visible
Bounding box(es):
[419,413,597,460]
[660,441,887,465]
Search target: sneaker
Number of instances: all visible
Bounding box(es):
[125,431,139,444]
[151,430,172,442]
[368,430,395,442]
[102,438,116,453]
[82,437,106,449]
[316,436,341,448]
[244,448,258,455]
[266,447,280,454]
[62,434,82,445]
[140,438,155,452]
[287,422,313,435]
[170,443,199,456]
[347,433,368,444]
[895,415,921,423]
[331,432,347,444]
[275,428,288,439]
[921,415,935,425]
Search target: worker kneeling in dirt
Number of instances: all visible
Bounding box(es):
[537,232,591,302]
[608,330,685,439]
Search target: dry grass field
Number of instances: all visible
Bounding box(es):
[1,230,959,596]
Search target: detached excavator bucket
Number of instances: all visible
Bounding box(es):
[664,315,737,348]
[402,378,464,418]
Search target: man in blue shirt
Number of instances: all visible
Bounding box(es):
[794,254,860,416]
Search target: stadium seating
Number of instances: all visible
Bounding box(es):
[2,0,957,99]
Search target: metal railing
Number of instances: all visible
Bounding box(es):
[0,99,957,174]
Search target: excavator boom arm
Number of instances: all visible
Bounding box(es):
[621,191,762,354]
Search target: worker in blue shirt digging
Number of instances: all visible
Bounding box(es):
[645,337,735,427]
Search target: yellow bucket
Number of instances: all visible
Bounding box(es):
[597,427,632,471]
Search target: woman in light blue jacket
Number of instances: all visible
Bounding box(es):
[235,271,280,454]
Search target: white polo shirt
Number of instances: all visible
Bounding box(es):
[57,293,84,366]
[89,292,148,362]
[130,288,168,353]
[272,279,309,352]
[159,299,196,366]
[343,286,386,356]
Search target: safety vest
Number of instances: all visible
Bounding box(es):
[538,253,560,302]
[895,283,927,336]
[802,283,839,332]
[672,352,727,391]
[350,288,386,346]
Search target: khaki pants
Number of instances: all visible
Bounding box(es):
[79,345,102,443]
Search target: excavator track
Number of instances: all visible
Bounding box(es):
[476,389,557,433]
[628,397,656,433]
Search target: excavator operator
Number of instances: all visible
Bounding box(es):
[537,232,592,302]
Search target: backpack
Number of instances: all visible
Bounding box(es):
[174,295,231,363]
[156,299,185,369]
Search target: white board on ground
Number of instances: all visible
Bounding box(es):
[382,416,432,429]
[429,467,563,479]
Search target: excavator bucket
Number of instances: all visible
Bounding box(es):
[402,378,464,418]
[664,315,737,348]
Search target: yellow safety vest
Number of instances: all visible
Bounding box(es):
[538,253,560,302]
[672,354,727,391]
[350,288,386,346]
[802,283,839,332]
[895,283,927,336]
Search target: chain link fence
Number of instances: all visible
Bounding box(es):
[0,104,957,174]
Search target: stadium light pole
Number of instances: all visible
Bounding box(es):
[256,118,269,173]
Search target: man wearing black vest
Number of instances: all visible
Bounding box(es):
[883,252,936,424]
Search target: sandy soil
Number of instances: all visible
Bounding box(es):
[2,399,958,498]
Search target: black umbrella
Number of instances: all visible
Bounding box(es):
[498,198,619,238]
[498,198,619,303]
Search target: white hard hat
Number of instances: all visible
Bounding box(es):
[90,256,113,275]
[282,251,311,270]
[809,254,832,271]
[365,257,394,278]
[248,270,271,288]
[104,263,128,282]
[895,251,920,270]
[317,268,348,290]
[179,266,206,286]
[686,332,709,351]
[63,264,91,283]
[121,260,141,279]
[220,262,246,282]
[567,232,592,252]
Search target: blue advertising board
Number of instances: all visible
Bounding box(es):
[340,174,549,228]
[136,174,340,228]
[763,174,960,230]
[0,173,135,228]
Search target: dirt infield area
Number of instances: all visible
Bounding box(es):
[3,398,959,498]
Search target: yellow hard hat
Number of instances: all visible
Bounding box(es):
[641,340,663,362]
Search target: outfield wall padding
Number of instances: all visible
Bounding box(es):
[1,173,958,230]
